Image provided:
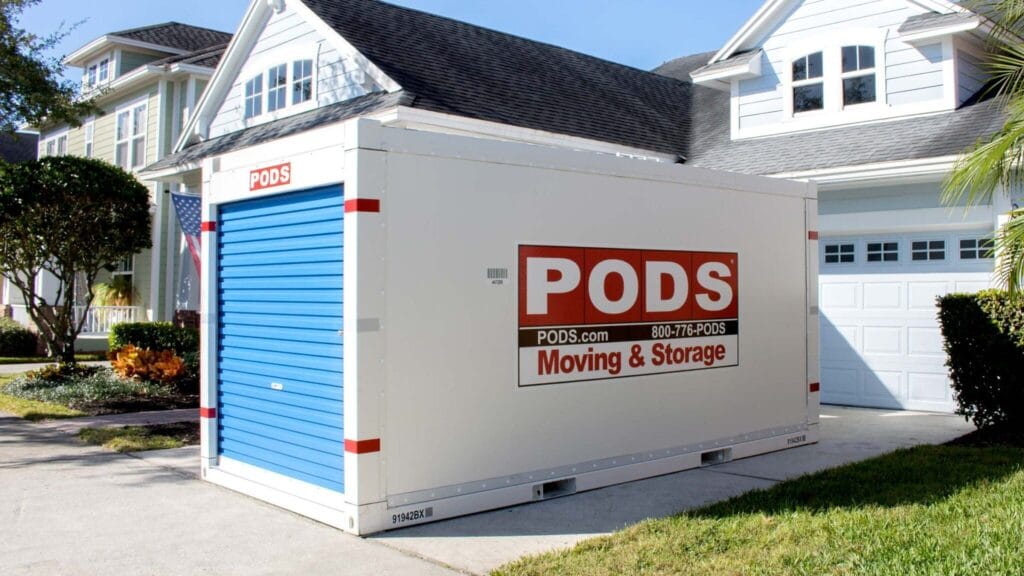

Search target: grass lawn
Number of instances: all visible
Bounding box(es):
[78,422,199,452]
[0,374,85,421]
[0,353,107,365]
[495,440,1024,576]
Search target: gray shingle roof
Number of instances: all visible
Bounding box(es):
[301,0,693,157]
[898,11,978,35]
[150,43,229,70]
[110,22,232,53]
[0,132,37,164]
[655,52,1005,175]
[145,91,410,173]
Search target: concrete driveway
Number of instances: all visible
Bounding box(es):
[0,407,973,576]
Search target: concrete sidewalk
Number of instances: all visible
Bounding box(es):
[0,406,973,576]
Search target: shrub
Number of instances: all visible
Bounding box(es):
[938,290,1024,428]
[109,345,185,383]
[4,368,178,410]
[0,317,38,357]
[109,322,198,356]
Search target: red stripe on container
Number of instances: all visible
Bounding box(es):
[344,199,381,213]
[200,407,217,418]
[201,221,217,232]
[809,382,820,393]
[345,438,381,454]
[808,231,819,240]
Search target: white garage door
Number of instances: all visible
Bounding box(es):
[819,231,993,412]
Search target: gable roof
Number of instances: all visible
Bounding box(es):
[710,0,966,64]
[183,0,694,159]
[149,43,230,70]
[110,22,234,54]
[655,53,1005,176]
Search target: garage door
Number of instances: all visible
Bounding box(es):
[216,185,345,492]
[819,231,992,412]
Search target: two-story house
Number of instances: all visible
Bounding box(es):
[5,22,232,349]
[655,0,1016,412]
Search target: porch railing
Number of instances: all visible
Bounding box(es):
[74,306,141,335]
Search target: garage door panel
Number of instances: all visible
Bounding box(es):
[819,233,993,413]
[862,283,901,310]
[217,185,345,494]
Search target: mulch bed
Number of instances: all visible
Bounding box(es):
[86,395,198,416]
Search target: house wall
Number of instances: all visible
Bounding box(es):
[736,0,949,133]
[208,3,379,139]
[119,51,162,76]
[957,48,988,104]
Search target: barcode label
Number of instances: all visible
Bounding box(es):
[487,268,509,280]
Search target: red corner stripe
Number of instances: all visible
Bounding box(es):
[345,438,381,454]
[200,407,217,418]
[808,231,819,240]
[344,199,381,213]
[201,221,217,232]
[809,382,820,393]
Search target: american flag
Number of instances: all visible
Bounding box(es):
[171,191,202,279]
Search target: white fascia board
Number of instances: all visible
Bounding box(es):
[384,106,679,163]
[690,51,762,90]
[290,0,401,93]
[138,161,201,182]
[65,36,189,67]
[769,156,959,189]
[181,0,271,150]
[167,63,216,77]
[899,17,981,44]
[712,0,964,63]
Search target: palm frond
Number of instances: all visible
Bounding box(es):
[994,211,1024,292]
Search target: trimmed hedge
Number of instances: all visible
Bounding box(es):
[938,290,1024,428]
[109,322,199,356]
[0,317,38,357]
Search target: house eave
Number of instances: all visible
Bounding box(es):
[64,35,189,67]
[898,17,982,44]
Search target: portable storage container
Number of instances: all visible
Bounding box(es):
[198,118,820,535]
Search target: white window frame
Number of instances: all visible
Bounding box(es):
[40,129,69,158]
[957,235,995,261]
[910,239,946,262]
[98,57,110,83]
[791,51,825,115]
[115,96,148,171]
[840,45,878,108]
[823,242,856,265]
[84,118,95,158]
[865,240,900,263]
[292,58,314,106]
[238,46,319,125]
[244,73,264,120]
[267,63,288,112]
[782,30,887,122]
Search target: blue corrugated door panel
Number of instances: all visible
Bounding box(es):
[216,185,345,493]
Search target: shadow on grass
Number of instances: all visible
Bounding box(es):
[691,444,1024,519]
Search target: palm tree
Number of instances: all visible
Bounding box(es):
[943,0,1024,292]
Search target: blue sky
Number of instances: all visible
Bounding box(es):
[20,0,764,83]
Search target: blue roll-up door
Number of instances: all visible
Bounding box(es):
[216,185,345,493]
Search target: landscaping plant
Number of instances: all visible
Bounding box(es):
[109,344,185,383]
[0,316,36,356]
[938,290,1024,428]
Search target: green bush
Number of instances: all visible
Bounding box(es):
[938,290,1024,428]
[4,367,178,410]
[109,322,199,356]
[0,317,38,356]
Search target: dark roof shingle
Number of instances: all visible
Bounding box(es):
[111,22,232,53]
[655,52,1005,175]
[898,12,978,35]
[150,43,230,70]
[301,0,693,157]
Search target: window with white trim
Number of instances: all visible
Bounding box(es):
[267,64,288,112]
[824,243,855,264]
[292,59,313,105]
[792,52,824,113]
[960,237,995,260]
[115,102,147,170]
[98,58,109,82]
[841,45,876,106]
[86,65,97,88]
[911,240,945,261]
[41,132,68,157]
[867,241,899,262]
[84,120,94,158]
[244,74,263,119]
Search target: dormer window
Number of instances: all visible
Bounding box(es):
[98,58,109,82]
[244,74,263,119]
[87,65,97,88]
[792,52,824,112]
[841,46,876,106]
[267,64,288,112]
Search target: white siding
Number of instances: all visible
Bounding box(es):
[209,4,381,139]
[957,49,987,105]
[886,42,944,106]
[736,0,949,131]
